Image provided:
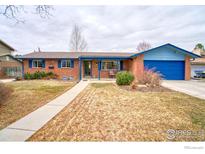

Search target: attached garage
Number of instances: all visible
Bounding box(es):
[144,60,185,80]
[131,43,201,80]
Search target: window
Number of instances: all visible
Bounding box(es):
[101,61,118,70]
[61,60,72,68]
[32,60,43,68]
[6,56,10,61]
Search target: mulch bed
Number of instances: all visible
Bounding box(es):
[118,85,173,92]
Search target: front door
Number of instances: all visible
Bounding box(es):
[84,61,92,77]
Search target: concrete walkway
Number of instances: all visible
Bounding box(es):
[162,80,205,100]
[0,78,15,83]
[88,79,116,83]
[0,80,89,141]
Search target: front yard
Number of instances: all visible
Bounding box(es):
[0,80,76,130]
[29,83,205,141]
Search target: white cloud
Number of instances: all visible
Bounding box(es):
[0,5,205,54]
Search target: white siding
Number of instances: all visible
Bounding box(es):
[0,43,12,56]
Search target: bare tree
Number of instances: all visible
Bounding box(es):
[35,5,54,18]
[0,5,53,23]
[136,41,151,52]
[70,24,88,52]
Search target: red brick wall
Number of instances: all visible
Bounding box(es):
[185,56,191,80]
[91,60,98,78]
[23,59,79,80]
[123,60,131,71]
[130,54,144,80]
[23,58,146,80]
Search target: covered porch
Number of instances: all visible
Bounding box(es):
[78,57,130,80]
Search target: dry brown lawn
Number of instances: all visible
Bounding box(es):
[29,83,205,141]
[0,80,76,130]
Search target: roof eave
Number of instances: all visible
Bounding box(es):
[130,43,201,59]
[0,39,15,51]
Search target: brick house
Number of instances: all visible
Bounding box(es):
[21,43,200,81]
[0,39,22,78]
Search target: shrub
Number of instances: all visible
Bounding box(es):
[46,71,54,76]
[138,68,162,87]
[41,71,47,78]
[46,72,58,79]
[24,71,57,80]
[33,71,42,79]
[24,73,31,80]
[0,83,13,105]
[116,71,134,85]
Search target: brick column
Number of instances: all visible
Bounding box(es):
[131,54,144,80]
[185,56,191,80]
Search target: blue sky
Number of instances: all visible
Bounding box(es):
[0,5,205,54]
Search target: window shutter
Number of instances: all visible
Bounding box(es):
[71,59,74,68]
[29,59,32,68]
[42,59,45,68]
[120,61,123,70]
[58,60,61,68]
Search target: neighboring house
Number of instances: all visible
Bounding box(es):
[191,56,205,78]
[0,39,22,78]
[190,48,205,78]
[21,43,200,80]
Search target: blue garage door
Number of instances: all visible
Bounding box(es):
[144,60,185,80]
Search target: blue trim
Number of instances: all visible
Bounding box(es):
[130,43,201,59]
[58,60,61,68]
[71,59,74,68]
[42,59,45,68]
[79,56,130,60]
[29,59,33,68]
[98,61,101,80]
[90,61,92,77]
[120,61,123,70]
[79,58,82,80]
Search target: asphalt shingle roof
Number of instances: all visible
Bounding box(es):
[22,51,135,59]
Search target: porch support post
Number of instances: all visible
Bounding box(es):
[79,58,82,80]
[98,60,101,80]
[117,60,120,71]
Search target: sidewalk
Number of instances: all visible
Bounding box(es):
[0,79,15,83]
[0,80,89,141]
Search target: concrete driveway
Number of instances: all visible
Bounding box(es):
[162,80,205,100]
